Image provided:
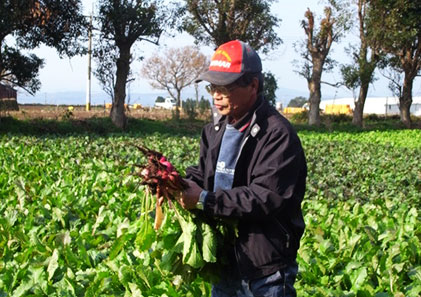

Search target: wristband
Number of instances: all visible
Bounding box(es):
[196,190,208,210]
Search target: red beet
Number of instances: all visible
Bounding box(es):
[133,144,187,200]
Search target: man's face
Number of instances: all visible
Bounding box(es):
[208,78,259,122]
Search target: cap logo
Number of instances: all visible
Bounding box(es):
[196,40,260,83]
[210,60,231,68]
[208,43,243,73]
[214,49,232,62]
[210,49,232,69]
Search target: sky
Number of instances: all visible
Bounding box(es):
[17,0,421,106]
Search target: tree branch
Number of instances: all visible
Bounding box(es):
[1,77,35,95]
[321,80,343,87]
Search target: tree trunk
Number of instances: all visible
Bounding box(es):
[352,82,369,127]
[174,90,181,120]
[194,83,199,104]
[308,60,323,126]
[400,77,413,128]
[110,47,130,129]
[308,81,321,126]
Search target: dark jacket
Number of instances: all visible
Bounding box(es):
[186,98,307,280]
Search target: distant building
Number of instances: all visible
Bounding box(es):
[319,97,421,116]
[0,84,19,111]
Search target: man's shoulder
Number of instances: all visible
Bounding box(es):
[257,103,296,134]
[202,121,220,137]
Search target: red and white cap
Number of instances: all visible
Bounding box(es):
[196,40,262,86]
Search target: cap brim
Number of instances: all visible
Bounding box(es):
[195,70,243,85]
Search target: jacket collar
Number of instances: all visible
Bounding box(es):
[212,95,265,136]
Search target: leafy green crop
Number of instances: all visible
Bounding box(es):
[0,129,420,296]
[297,130,421,296]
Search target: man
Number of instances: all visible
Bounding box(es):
[178,40,307,297]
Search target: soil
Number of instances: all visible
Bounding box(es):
[4,104,200,121]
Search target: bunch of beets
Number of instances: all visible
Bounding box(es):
[134,145,187,230]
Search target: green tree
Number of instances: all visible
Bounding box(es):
[288,96,307,108]
[263,72,277,107]
[95,0,170,129]
[340,0,380,128]
[367,0,421,128]
[182,96,211,120]
[93,43,118,101]
[198,96,211,115]
[181,0,281,54]
[182,98,198,120]
[0,0,87,94]
[180,0,281,107]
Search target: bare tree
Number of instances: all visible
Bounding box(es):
[141,46,209,119]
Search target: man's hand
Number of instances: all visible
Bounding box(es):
[179,179,203,209]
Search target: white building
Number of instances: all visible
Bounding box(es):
[319,96,421,116]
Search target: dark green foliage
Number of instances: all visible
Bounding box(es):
[340,44,378,92]
[198,96,211,115]
[94,0,172,128]
[92,42,120,101]
[290,110,309,124]
[262,71,277,107]
[182,97,211,120]
[181,0,281,53]
[367,0,421,53]
[96,0,166,43]
[0,0,87,94]
[288,96,308,108]
[1,46,44,94]
[366,0,421,127]
[324,113,352,124]
[155,96,165,103]
[0,116,206,136]
[183,98,198,120]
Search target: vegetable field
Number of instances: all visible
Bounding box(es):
[0,128,420,297]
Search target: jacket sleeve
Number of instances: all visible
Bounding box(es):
[204,126,306,220]
[185,125,211,188]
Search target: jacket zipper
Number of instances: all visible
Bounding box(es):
[274,218,291,250]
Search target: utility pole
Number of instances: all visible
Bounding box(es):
[85,13,93,111]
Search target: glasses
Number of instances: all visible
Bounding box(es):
[205,84,240,96]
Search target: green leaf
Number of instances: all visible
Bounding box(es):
[128,282,144,297]
[29,266,47,294]
[351,267,367,290]
[200,222,217,263]
[181,221,204,269]
[76,236,92,268]
[135,219,155,251]
[11,276,33,297]
[184,240,204,269]
[109,233,128,260]
[47,249,59,281]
